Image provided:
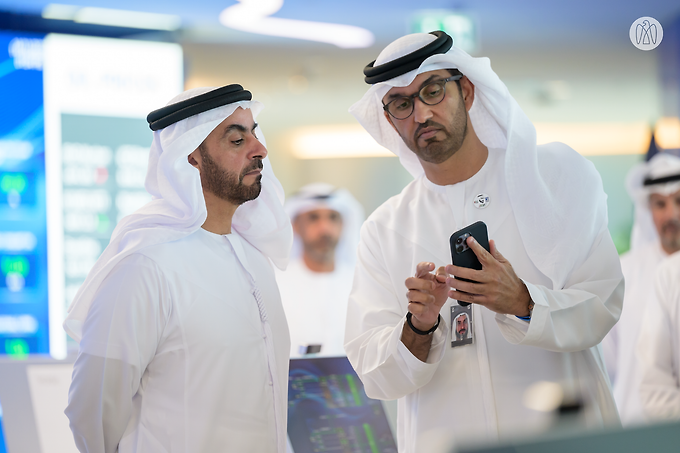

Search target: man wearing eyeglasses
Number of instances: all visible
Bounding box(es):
[344,31,623,451]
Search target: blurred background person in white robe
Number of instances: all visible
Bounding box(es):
[276,182,364,357]
[603,149,680,426]
[638,250,680,421]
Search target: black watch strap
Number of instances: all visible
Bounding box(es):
[406,312,441,335]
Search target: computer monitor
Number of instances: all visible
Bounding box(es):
[287,356,397,453]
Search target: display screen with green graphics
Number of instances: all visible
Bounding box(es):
[288,356,396,453]
[0,30,49,357]
[0,32,183,359]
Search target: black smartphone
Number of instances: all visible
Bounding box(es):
[449,221,490,306]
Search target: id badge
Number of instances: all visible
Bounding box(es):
[451,304,473,347]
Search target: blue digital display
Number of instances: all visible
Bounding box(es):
[0,31,49,356]
[288,357,397,453]
[0,403,6,453]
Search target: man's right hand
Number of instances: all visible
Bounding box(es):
[404,262,449,331]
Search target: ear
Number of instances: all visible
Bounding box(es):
[383,111,397,132]
[187,149,201,169]
[292,215,302,236]
[460,76,475,112]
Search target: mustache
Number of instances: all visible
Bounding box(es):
[306,235,339,252]
[414,120,445,140]
[311,235,336,246]
[661,219,680,231]
[240,159,264,177]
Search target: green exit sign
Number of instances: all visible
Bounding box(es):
[411,11,478,54]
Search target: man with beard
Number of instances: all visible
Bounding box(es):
[275,183,364,357]
[454,313,469,341]
[344,31,623,451]
[64,85,293,453]
[603,151,680,426]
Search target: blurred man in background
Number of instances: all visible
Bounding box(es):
[603,150,680,425]
[638,249,680,420]
[276,183,364,357]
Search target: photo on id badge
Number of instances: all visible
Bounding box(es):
[451,304,473,347]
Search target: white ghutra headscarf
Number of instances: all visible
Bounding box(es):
[626,152,680,251]
[64,87,293,343]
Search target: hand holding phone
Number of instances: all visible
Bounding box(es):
[449,221,490,306]
[448,222,532,316]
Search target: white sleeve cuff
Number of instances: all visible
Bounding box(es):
[395,314,448,369]
[495,280,548,345]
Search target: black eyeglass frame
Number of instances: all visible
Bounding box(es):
[382,74,463,120]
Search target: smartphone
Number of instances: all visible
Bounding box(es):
[449,221,490,306]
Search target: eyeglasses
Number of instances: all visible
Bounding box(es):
[382,75,463,120]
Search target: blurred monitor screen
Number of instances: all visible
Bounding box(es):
[0,31,49,359]
[0,32,183,359]
[288,356,397,453]
[0,403,6,453]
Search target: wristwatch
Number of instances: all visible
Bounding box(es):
[516,299,535,321]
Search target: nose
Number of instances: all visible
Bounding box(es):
[412,97,434,123]
[250,136,268,160]
[670,201,680,218]
[318,216,335,234]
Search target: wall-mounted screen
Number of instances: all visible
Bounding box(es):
[0,31,49,358]
[0,32,183,358]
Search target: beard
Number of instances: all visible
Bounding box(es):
[660,219,680,253]
[304,234,339,260]
[403,95,468,164]
[456,328,467,341]
[199,147,263,205]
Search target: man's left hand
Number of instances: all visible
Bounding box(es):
[446,237,531,317]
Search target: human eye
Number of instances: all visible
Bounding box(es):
[651,198,666,210]
[422,83,443,100]
[392,97,412,112]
